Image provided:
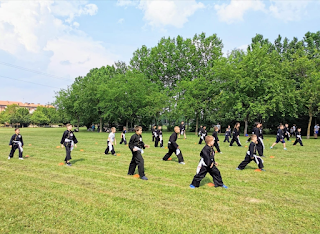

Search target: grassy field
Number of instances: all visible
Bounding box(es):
[0,127,319,233]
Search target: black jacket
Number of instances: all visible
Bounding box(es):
[9,134,24,146]
[129,133,145,151]
[168,132,179,149]
[60,130,78,144]
[212,131,219,142]
[247,142,257,158]
[200,145,215,166]
[232,128,240,138]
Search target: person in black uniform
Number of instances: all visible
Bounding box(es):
[179,121,187,139]
[190,136,228,189]
[224,126,231,143]
[198,125,203,137]
[198,126,207,144]
[212,126,222,153]
[60,124,78,166]
[8,128,24,160]
[236,134,265,171]
[252,122,264,157]
[230,122,242,147]
[155,126,163,147]
[128,126,150,180]
[163,126,185,164]
[270,124,287,150]
[293,128,303,146]
[152,125,157,142]
[120,127,127,145]
[284,124,290,141]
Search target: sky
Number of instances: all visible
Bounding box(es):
[0,0,320,104]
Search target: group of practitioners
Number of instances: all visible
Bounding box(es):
[7,121,304,189]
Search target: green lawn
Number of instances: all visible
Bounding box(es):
[0,127,319,233]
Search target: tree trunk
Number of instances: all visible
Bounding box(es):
[307,111,312,139]
[126,119,128,129]
[195,114,199,135]
[100,117,103,133]
[244,117,248,136]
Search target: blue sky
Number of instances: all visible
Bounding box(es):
[0,0,320,104]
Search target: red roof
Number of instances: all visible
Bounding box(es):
[0,100,54,108]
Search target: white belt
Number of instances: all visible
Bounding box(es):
[13,141,23,152]
[133,146,144,154]
[65,139,74,151]
[196,158,207,174]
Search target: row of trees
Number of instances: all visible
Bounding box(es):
[54,32,320,138]
[0,104,66,126]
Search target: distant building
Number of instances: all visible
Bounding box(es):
[0,101,54,114]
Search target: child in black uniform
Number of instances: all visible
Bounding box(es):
[284,124,290,141]
[179,121,187,139]
[212,126,222,153]
[236,134,265,171]
[8,128,24,160]
[198,125,203,137]
[60,124,78,166]
[230,122,242,147]
[120,127,127,145]
[190,136,228,189]
[270,124,287,150]
[198,126,207,144]
[293,128,303,146]
[224,127,231,143]
[155,126,163,147]
[128,126,150,180]
[152,125,157,142]
[163,126,185,164]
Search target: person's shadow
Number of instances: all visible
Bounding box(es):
[71,158,85,165]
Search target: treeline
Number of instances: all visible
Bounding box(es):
[54,32,320,138]
[0,104,67,127]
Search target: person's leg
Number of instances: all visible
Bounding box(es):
[208,165,224,187]
[254,157,264,169]
[105,142,110,154]
[111,145,116,155]
[199,137,202,144]
[184,132,187,139]
[155,137,159,147]
[293,139,298,145]
[299,140,303,146]
[191,163,208,187]
[135,151,145,177]
[9,145,16,158]
[176,150,184,163]
[236,138,242,146]
[163,148,174,161]
[18,146,23,158]
[64,143,71,163]
[214,142,221,153]
[160,139,163,147]
[128,152,137,175]
[237,155,251,170]
[120,138,123,144]
[230,137,235,146]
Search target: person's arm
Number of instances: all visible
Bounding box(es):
[21,136,24,147]
[114,138,117,146]
[9,135,13,147]
[60,131,66,147]
[249,143,255,159]
[128,135,137,151]
[201,147,212,167]
[169,133,179,149]
[73,133,78,144]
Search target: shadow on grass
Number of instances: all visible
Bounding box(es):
[71,158,85,165]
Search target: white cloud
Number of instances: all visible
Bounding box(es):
[116,0,137,7]
[269,0,309,22]
[214,0,265,24]
[118,18,125,24]
[238,44,249,51]
[0,1,117,78]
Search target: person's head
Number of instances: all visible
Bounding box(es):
[279,124,284,129]
[181,121,184,124]
[285,124,289,127]
[153,125,157,129]
[226,128,228,131]
[15,128,20,134]
[66,124,72,131]
[235,122,240,128]
[203,126,206,130]
[158,126,162,130]
[251,134,257,142]
[111,127,116,133]
[228,125,230,128]
[174,126,180,133]
[135,126,142,135]
[214,126,219,132]
[200,125,203,128]
[205,135,215,147]
[297,128,301,132]
[255,122,260,128]
[123,126,126,130]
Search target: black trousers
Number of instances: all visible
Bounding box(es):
[152,135,155,142]
[256,139,264,156]
[224,135,230,142]
[105,141,115,155]
[214,142,221,153]
[155,137,163,147]
[128,151,145,177]
[163,146,184,163]
[120,137,127,145]
[293,139,303,146]
[284,133,290,141]
[199,137,204,144]
[64,142,72,162]
[9,144,23,158]
[238,154,264,169]
[230,137,241,146]
[191,163,224,187]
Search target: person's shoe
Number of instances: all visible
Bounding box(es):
[219,152,223,154]
[8,156,11,160]
[284,148,287,150]
[270,146,273,149]
[189,184,196,189]
[19,158,24,160]
[127,173,133,176]
[261,169,266,171]
[246,141,249,143]
[112,154,117,156]
[66,163,72,166]
[261,155,266,158]
[141,176,148,180]
[179,162,185,165]
[236,168,241,170]
[222,184,228,189]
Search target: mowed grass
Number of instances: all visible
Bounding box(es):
[0,127,319,234]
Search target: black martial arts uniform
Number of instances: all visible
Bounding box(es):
[230,128,241,146]
[212,131,221,153]
[60,130,78,162]
[152,127,156,142]
[163,132,184,163]
[105,132,116,155]
[198,126,203,137]
[237,141,264,170]
[199,128,207,144]
[155,129,163,147]
[120,130,127,145]
[293,131,303,146]
[190,145,224,187]
[128,133,146,177]
[9,133,24,158]
[224,129,231,142]
[253,127,264,156]
[179,124,186,135]
[275,129,285,143]
[284,127,290,141]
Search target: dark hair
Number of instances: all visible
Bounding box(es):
[234,122,240,129]
[254,122,260,127]
[15,128,19,131]
[251,134,257,140]
[135,126,142,132]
